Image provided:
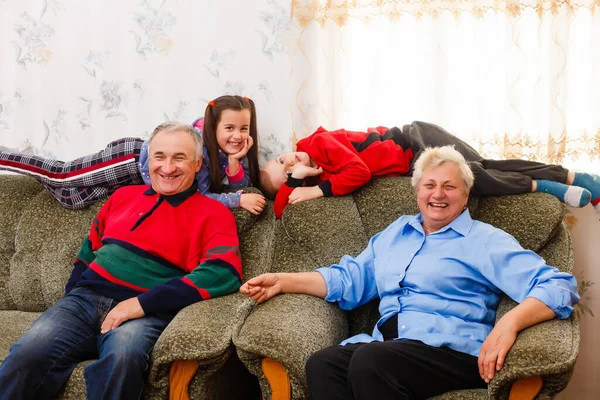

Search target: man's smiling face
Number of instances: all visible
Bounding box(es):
[149,129,201,196]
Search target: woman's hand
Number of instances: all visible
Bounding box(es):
[478,321,517,383]
[288,186,324,204]
[240,193,266,215]
[240,273,282,303]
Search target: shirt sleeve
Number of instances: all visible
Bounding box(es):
[66,196,112,294]
[137,209,242,315]
[481,230,579,319]
[274,176,304,219]
[227,157,251,188]
[196,161,242,208]
[316,231,382,310]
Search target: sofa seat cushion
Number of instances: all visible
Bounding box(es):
[0,310,41,362]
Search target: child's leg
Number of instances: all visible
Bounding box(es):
[534,179,590,208]
[0,138,144,187]
[0,138,144,209]
[572,173,600,217]
[41,185,117,210]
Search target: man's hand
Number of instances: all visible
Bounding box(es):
[290,164,323,180]
[240,273,282,303]
[240,193,266,215]
[100,297,145,334]
[288,186,324,204]
[477,321,517,383]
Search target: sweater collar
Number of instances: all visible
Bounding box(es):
[144,180,198,207]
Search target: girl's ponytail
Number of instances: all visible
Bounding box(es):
[202,99,223,193]
[245,97,261,191]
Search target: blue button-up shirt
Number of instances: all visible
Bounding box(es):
[317,210,579,357]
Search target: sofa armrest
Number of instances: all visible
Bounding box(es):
[488,314,579,399]
[234,294,348,398]
[147,293,254,393]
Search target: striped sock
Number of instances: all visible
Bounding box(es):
[535,179,591,207]
[573,172,600,204]
[573,173,600,219]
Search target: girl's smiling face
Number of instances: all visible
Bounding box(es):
[215,109,251,155]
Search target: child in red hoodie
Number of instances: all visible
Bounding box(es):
[261,121,599,219]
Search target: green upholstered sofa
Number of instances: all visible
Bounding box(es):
[0,174,268,400]
[0,173,579,399]
[233,176,580,400]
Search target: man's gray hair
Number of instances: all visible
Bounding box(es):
[148,122,203,161]
[411,146,474,192]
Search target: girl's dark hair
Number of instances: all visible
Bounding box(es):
[202,95,261,193]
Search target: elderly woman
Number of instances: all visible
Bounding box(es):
[240,145,579,400]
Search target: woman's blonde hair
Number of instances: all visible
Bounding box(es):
[411,146,474,192]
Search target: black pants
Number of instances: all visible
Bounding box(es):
[404,121,568,196]
[306,316,486,400]
[306,340,486,400]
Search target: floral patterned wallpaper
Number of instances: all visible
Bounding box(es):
[0,0,597,397]
[0,0,294,163]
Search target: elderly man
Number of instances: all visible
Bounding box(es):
[0,122,242,400]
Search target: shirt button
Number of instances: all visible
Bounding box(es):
[401,325,406,330]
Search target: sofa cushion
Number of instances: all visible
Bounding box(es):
[0,310,41,363]
[474,193,563,252]
[0,176,43,310]
[281,194,369,268]
[10,190,103,311]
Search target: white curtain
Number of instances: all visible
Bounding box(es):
[289,0,600,172]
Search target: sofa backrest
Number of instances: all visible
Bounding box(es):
[277,176,572,336]
[0,175,44,310]
[0,176,273,312]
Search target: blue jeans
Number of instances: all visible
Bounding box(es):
[0,287,172,400]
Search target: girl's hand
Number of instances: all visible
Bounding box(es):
[240,273,281,303]
[240,193,266,215]
[229,136,254,161]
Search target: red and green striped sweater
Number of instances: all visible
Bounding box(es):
[65,182,242,315]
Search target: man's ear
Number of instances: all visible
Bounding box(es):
[195,158,202,173]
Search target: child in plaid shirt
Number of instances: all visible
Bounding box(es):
[0,95,266,214]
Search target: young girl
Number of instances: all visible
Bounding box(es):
[0,95,266,214]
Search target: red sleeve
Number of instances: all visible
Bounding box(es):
[274,176,304,219]
[312,133,371,196]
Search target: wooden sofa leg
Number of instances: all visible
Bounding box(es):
[262,358,291,400]
[508,376,543,400]
[169,360,199,400]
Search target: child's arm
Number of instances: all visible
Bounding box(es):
[273,165,323,218]
[197,161,265,213]
[226,157,251,189]
[274,176,303,219]
[196,162,244,208]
